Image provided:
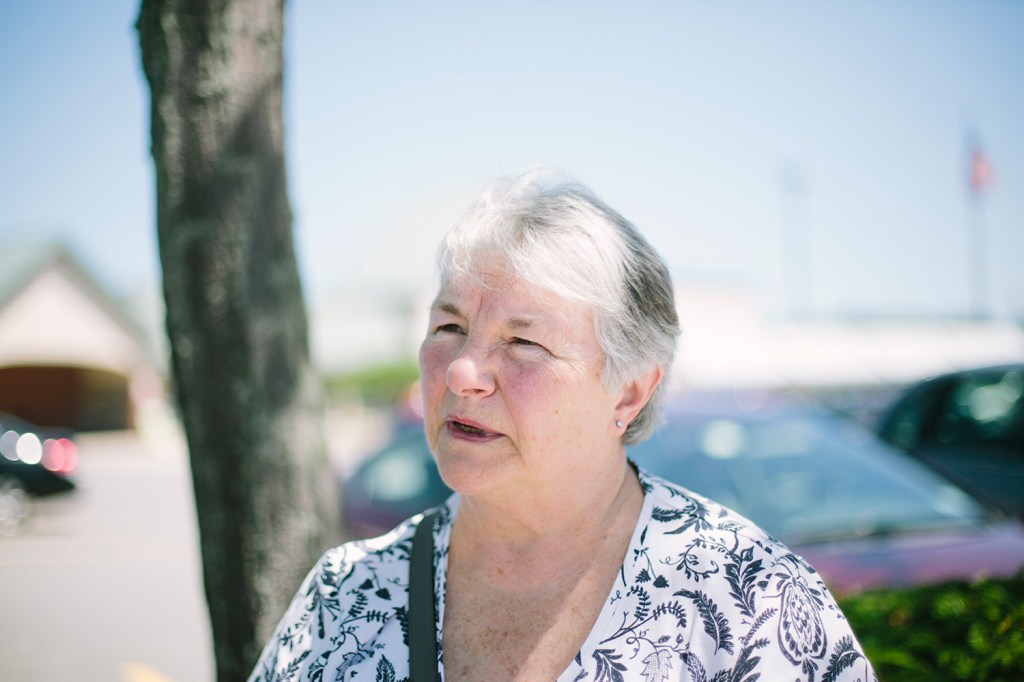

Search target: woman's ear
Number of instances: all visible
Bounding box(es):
[616,365,664,426]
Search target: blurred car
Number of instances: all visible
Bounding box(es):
[876,364,1023,517]
[0,411,78,534]
[341,427,451,539]
[631,393,1024,594]
[340,394,1024,593]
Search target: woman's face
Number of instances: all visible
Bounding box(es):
[419,270,625,500]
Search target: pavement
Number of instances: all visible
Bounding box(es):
[0,428,214,682]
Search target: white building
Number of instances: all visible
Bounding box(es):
[0,243,164,431]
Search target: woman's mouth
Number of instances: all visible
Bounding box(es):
[446,418,501,441]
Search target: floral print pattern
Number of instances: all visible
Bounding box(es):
[249,467,876,681]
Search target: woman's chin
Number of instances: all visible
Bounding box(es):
[435,451,515,498]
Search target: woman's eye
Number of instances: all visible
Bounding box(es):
[436,323,464,334]
[511,337,540,347]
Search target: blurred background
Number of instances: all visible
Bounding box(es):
[1,1,1022,680]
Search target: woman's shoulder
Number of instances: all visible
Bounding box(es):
[324,495,456,570]
[637,467,743,524]
[634,464,831,597]
[604,466,876,681]
[247,506,450,682]
[325,517,419,569]
[637,465,784,552]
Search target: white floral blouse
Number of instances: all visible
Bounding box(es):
[249,467,877,681]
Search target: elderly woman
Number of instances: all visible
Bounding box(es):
[250,169,876,682]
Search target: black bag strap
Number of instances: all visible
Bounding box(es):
[409,511,440,682]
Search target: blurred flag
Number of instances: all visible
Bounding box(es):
[969,143,993,195]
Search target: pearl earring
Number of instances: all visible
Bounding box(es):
[615,420,624,429]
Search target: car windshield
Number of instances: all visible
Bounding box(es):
[628,408,991,545]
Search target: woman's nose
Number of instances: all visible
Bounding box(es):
[446,352,496,397]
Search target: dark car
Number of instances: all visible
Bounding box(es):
[877,364,1023,517]
[0,411,77,535]
[341,394,1024,594]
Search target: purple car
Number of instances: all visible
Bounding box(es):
[631,393,1024,594]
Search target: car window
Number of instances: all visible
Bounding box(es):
[630,411,989,545]
[881,381,950,450]
[346,433,450,522]
[930,369,1024,450]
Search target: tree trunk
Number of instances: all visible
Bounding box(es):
[136,1,342,679]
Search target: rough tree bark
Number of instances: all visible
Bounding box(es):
[137,1,342,679]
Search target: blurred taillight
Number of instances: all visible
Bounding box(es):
[60,438,77,474]
[42,437,77,475]
[42,439,64,472]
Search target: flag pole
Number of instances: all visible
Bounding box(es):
[968,184,988,320]
[966,132,993,320]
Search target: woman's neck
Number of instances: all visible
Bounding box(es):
[449,459,644,584]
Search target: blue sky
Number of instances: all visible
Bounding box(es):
[2,1,1022,319]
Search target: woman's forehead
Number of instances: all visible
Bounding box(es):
[433,276,591,328]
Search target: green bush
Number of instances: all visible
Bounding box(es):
[324,361,420,407]
[838,572,1024,681]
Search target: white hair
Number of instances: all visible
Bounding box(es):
[437,167,680,444]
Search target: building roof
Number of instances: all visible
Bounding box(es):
[0,242,156,374]
[0,243,63,309]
